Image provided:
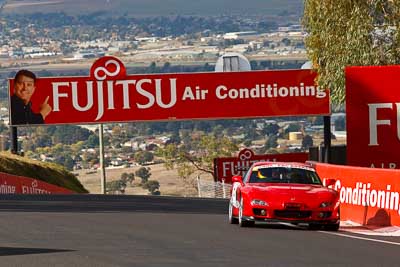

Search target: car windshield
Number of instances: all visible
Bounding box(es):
[248,166,322,185]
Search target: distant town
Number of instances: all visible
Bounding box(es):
[0,13,306,70]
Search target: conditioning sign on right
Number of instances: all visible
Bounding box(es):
[346,66,400,169]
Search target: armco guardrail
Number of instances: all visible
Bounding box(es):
[0,171,74,194]
[309,161,400,227]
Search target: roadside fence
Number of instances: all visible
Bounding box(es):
[196,176,231,199]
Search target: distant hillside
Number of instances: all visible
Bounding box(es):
[3,0,303,17]
[0,152,88,193]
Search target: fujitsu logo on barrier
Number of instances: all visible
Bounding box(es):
[22,180,51,194]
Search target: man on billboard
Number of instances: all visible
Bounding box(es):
[10,70,52,125]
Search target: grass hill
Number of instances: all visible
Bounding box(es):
[3,0,303,17]
[0,152,88,193]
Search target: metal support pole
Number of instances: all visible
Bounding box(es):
[197,176,201,197]
[323,116,331,163]
[99,124,106,194]
[318,144,323,162]
[222,179,226,199]
[11,126,18,154]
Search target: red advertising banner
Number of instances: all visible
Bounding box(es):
[0,171,74,194]
[310,162,400,227]
[346,66,400,169]
[214,148,309,183]
[9,56,330,126]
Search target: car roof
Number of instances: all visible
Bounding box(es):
[251,161,315,170]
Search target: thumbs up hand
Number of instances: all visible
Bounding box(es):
[40,96,52,120]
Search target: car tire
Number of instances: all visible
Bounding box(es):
[325,223,340,231]
[228,201,239,224]
[308,223,322,230]
[238,198,254,227]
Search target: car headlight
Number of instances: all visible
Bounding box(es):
[320,201,333,208]
[251,199,268,206]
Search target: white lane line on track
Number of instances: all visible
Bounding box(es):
[321,231,400,246]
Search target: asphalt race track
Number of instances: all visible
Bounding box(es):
[0,194,399,267]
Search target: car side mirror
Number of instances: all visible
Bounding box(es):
[231,175,243,184]
[325,178,336,187]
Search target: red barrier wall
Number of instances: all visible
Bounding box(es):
[0,172,74,194]
[309,162,400,227]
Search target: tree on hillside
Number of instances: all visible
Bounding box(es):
[54,154,75,171]
[135,167,151,184]
[86,135,99,148]
[303,1,400,104]
[127,173,135,185]
[121,172,129,183]
[334,116,346,131]
[157,134,238,181]
[120,172,135,186]
[244,126,259,140]
[142,180,160,195]
[263,135,278,151]
[302,135,314,150]
[134,150,154,165]
[284,124,302,134]
[106,180,126,194]
[168,131,181,145]
[243,139,252,147]
[51,126,92,145]
[263,123,280,136]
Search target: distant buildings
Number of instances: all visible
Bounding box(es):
[73,50,105,60]
[0,21,308,65]
[223,31,258,40]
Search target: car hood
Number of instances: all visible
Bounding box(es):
[249,183,337,203]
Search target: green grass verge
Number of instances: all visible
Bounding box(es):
[0,152,88,193]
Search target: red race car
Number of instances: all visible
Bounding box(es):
[228,161,340,230]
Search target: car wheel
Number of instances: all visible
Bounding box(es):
[238,198,254,227]
[325,223,340,231]
[228,201,239,224]
[308,223,322,230]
